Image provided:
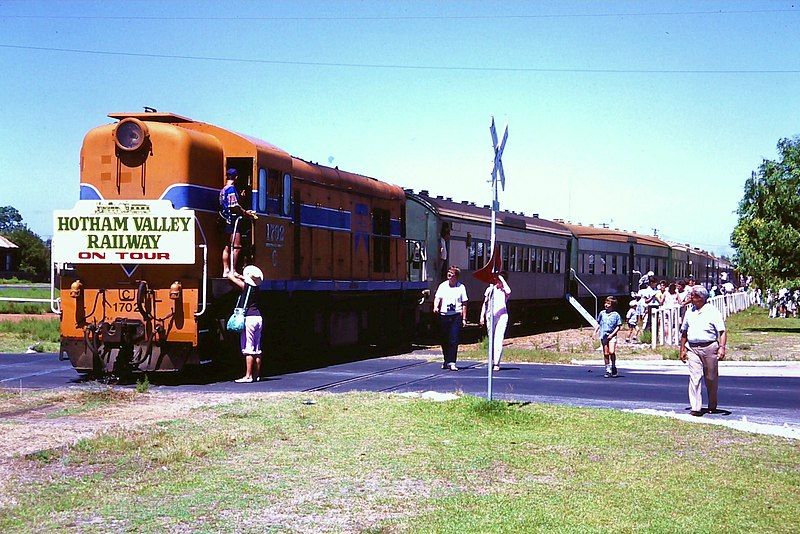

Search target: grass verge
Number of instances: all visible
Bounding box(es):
[0,318,59,353]
[0,287,52,314]
[0,393,797,532]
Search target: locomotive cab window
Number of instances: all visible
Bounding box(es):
[258,168,283,215]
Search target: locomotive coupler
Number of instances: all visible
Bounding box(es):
[98,319,146,377]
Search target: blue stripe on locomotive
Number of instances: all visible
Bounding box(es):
[82,183,402,236]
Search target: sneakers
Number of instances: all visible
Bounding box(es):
[604,370,612,378]
[492,365,501,372]
[611,366,618,378]
[234,376,253,383]
[689,410,703,417]
[447,362,458,371]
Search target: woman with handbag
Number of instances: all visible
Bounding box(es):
[228,265,264,383]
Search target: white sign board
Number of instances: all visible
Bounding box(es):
[52,200,195,264]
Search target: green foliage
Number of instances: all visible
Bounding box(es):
[1,226,50,282]
[640,330,652,344]
[0,318,59,341]
[731,137,800,288]
[136,375,151,394]
[0,206,23,232]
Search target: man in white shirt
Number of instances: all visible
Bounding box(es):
[434,265,468,371]
[679,285,727,416]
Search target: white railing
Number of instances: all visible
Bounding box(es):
[650,291,755,348]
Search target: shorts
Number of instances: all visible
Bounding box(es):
[628,322,637,328]
[222,217,251,236]
[240,315,263,355]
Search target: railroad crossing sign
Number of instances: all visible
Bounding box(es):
[490,117,508,190]
[486,116,508,401]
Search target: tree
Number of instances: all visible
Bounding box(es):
[0,206,23,232]
[0,206,50,281]
[731,137,800,288]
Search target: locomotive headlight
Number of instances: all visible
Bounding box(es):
[169,281,183,301]
[113,118,149,151]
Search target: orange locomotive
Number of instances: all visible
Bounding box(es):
[53,111,425,376]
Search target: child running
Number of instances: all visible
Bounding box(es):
[625,299,639,343]
[596,296,623,378]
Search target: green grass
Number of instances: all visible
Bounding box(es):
[0,317,59,352]
[463,345,593,364]
[0,286,52,314]
[1,393,797,532]
[0,277,33,284]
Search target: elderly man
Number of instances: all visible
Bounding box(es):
[679,285,727,416]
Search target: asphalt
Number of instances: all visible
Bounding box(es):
[2,350,799,431]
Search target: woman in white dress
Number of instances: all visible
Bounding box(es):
[479,271,511,371]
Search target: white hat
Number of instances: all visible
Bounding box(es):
[629,300,638,307]
[242,265,263,287]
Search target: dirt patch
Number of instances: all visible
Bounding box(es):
[0,313,58,323]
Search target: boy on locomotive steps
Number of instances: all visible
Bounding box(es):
[219,168,257,276]
[596,296,622,378]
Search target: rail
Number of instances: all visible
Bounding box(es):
[570,268,598,319]
[649,291,756,348]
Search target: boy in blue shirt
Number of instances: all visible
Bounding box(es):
[596,296,623,377]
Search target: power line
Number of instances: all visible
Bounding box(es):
[0,8,797,21]
[1,44,799,74]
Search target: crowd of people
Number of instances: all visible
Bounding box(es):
[765,287,800,318]
[621,271,741,344]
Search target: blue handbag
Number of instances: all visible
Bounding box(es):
[226,286,251,333]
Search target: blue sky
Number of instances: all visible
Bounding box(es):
[1,0,799,257]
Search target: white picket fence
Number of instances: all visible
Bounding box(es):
[650,291,755,348]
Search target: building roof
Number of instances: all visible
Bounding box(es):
[0,236,18,249]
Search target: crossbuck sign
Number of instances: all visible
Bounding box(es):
[490,117,508,191]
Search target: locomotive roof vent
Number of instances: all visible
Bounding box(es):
[436,195,444,199]
[532,214,539,218]
[420,190,429,196]
[446,197,452,201]
[461,200,469,205]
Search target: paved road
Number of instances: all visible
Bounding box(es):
[2,351,799,428]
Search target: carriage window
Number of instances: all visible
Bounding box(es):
[501,244,509,271]
[282,173,292,216]
[509,245,517,272]
[476,241,484,269]
[523,248,530,272]
[537,249,544,273]
[611,255,617,275]
[600,254,607,275]
[555,251,562,273]
[588,254,595,275]
[257,168,268,212]
[622,256,628,275]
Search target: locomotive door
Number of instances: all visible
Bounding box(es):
[225,157,254,261]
